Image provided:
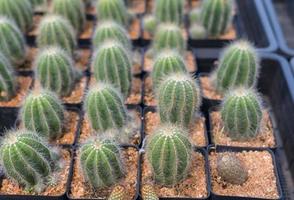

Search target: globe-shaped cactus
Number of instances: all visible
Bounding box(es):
[0,52,16,101]
[155,0,184,25]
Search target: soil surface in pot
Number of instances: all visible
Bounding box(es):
[69,148,138,199]
[209,151,279,199]
[199,76,223,100]
[144,110,207,147]
[141,151,208,198]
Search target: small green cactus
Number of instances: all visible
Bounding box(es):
[37,15,77,55]
[34,47,78,97]
[146,125,192,186]
[152,50,187,87]
[0,130,59,191]
[52,0,86,33]
[0,17,27,66]
[85,83,127,132]
[0,52,16,101]
[155,0,184,25]
[189,8,201,24]
[0,0,33,32]
[158,73,201,128]
[79,138,124,188]
[200,0,233,37]
[221,88,263,141]
[21,90,65,140]
[92,41,132,97]
[216,40,260,92]
[108,185,126,200]
[142,184,159,200]
[92,21,131,50]
[143,15,157,35]
[189,24,207,39]
[217,154,248,185]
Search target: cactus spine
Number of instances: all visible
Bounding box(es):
[221,88,263,141]
[0,17,27,66]
[155,0,184,25]
[85,83,127,132]
[108,185,126,200]
[52,0,86,33]
[142,184,159,200]
[146,125,192,186]
[79,138,124,188]
[21,90,65,140]
[158,74,201,128]
[216,40,259,92]
[37,15,77,55]
[200,0,233,37]
[0,52,16,101]
[92,41,132,97]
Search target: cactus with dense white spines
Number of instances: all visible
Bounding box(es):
[155,0,184,25]
[0,52,16,101]
[108,185,126,200]
[142,184,159,200]
[189,24,207,39]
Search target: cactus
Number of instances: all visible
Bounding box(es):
[21,90,65,140]
[108,185,126,200]
[153,23,186,54]
[189,8,201,24]
[155,0,184,25]
[217,154,248,185]
[143,15,157,35]
[0,0,33,32]
[158,73,201,128]
[96,0,128,26]
[37,15,77,55]
[34,47,78,97]
[0,130,58,191]
[152,50,187,87]
[92,41,132,97]
[221,88,263,141]
[79,138,124,188]
[85,83,127,132]
[0,17,27,66]
[189,24,207,39]
[92,21,131,50]
[0,52,16,101]
[146,125,192,186]
[200,0,233,37]
[216,40,259,92]
[142,184,159,200]
[52,0,86,33]
[29,0,45,8]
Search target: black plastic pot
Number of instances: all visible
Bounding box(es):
[207,145,283,200]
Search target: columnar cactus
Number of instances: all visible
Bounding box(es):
[152,50,187,87]
[96,0,128,26]
[0,130,58,191]
[92,41,132,97]
[21,90,65,140]
[142,184,159,200]
[153,24,186,54]
[200,0,233,37]
[79,138,124,188]
[92,21,131,50]
[155,0,184,25]
[34,47,78,97]
[37,15,77,55]
[158,74,201,128]
[85,83,127,132]
[0,52,16,101]
[221,88,263,140]
[0,17,27,66]
[108,185,126,200]
[146,125,192,186]
[0,0,33,32]
[52,0,86,33]
[216,40,259,92]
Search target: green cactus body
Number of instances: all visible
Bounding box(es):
[92,21,131,50]
[216,41,259,92]
[52,0,86,33]
[0,0,33,32]
[29,0,45,7]
[79,138,124,188]
[37,15,77,55]
[35,47,77,97]
[0,52,16,101]
[0,130,57,190]
[200,0,233,37]
[146,125,192,186]
[85,83,127,132]
[189,24,207,39]
[92,41,132,97]
[189,8,201,24]
[158,74,201,128]
[152,50,187,87]
[96,0,128,26]
[21,90,65,140]
[155,0,184,25]
[0,17,27,66]
[221,88,263,140]
[143,15,157,35]
[153,24,186,54]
